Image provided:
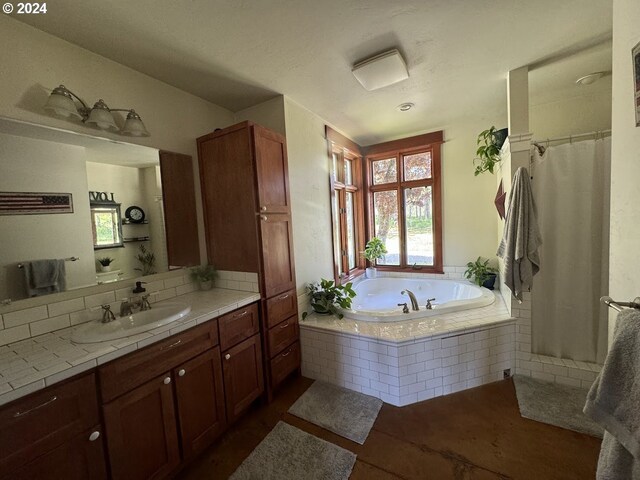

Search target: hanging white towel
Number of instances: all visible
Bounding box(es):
[496,167,542,302]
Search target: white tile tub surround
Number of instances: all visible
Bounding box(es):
[0,288,260,406]
[300,323,516,407]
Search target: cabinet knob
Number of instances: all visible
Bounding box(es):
[163,376,171,385]
[225,353,231,360]
[178,369,186,377]
[260,215,267,221]
[89,431,100,442]
[261,206,267,212]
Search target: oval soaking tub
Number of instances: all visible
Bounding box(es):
[340,277,495,322]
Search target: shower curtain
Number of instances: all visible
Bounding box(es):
[531,137,610,364]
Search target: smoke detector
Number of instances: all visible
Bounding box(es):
[352,49,409,91]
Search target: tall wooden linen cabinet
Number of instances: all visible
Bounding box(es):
[197,121,300,399]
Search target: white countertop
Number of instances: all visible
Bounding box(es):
[300,291,513,345]
[0,288,260,406]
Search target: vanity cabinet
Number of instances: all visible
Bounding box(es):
[198,122,301,397]
[222,333,264,422]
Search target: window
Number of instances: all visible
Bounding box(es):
[91,204,123,249]
[366,132,443,272]
[326,127,365,282]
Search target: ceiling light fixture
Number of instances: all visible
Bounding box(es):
[575,72,607,86]
[352,49,409,91]
[44,85,150,137]
[397,102,415,112]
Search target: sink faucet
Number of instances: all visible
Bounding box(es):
[101,304,116,323]
[120,299,134,317]
[401,290,419,311]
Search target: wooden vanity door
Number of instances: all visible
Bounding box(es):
[258,213,296,298]
[253,126,291,214]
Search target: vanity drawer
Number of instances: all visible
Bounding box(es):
[0,373,99,475]
[270,341,300,388]
[99,319,218,403]
[265,289,297,329]
[218,303,259,351]
[267,316,298,358]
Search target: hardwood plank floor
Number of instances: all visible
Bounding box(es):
[178,376,600,480]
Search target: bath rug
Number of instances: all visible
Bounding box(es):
[513,374,603,438]
[229,421,356,480]
[288,381,383,444]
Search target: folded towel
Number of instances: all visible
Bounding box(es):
[23,259,67,297]
[496,167,542,302]
[584,309,640,479]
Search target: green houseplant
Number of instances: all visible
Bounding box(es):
[362,237,388,278]
[134,245,156,276]
[473,126,507,176]
[464,257,498,290]
[302,279,356,319]
[190,264,216,291]
[97,257,114,272]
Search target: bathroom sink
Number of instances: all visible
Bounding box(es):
[71,302,192,344]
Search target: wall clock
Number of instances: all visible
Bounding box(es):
[125,205,145,223]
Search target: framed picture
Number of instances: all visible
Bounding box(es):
[634,41,640,127]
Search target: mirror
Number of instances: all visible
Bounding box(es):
[0,117,200,302]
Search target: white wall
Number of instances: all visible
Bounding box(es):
[609,0,640,342]
[0,16,235,265]
[0,133,96,300]
[235,96,286,135]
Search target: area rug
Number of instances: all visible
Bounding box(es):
[288,381,383,444]
[513,374,603,437]
[229,421,356,480]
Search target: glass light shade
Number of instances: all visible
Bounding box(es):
[121,110,150,137]
[44,85,82,120]
[86,99,118,132]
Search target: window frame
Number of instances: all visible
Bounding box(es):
[364,133,443,273]
[326,127,366,284]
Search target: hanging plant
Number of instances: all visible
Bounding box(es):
[473,126,507,176]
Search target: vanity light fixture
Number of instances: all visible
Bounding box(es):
[44,85,150,137]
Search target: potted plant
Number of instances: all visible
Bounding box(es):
[134,245,156,276]
[362,237,387,278]
[473,126,508,176]
[301,279,356,319]
[464,257,499,290]
[97,257,114,272]
[190,264,216,291]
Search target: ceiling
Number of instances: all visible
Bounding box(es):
[17,0,613,145]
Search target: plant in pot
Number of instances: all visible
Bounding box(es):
[97,257,114,272]
[473,126,508,176]
[301,279,356,320]
[362,237,387,278]
[464,257,499,290]
[190,264,216,291]
[134,245,156,276]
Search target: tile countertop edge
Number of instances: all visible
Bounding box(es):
[0,289,261,407]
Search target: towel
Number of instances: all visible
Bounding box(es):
[496,167,542,302]
[584,309,640,479]
[23,259,66,297]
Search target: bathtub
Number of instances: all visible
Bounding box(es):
[340,277,495,322]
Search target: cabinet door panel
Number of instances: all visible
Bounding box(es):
[3,426,107,480]
[222,334,264,423]
[270,341,301,389]
[174,348,226,459]
[218,303,260,350]
[268,317,298,358]
[253,126,290,214]
[265,289,297,328]
[259,214,296,298]
[103,373,180,480]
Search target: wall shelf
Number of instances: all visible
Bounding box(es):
[123,236,150,243]
[122,219,149,225]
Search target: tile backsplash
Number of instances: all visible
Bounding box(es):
[0,269,260,347]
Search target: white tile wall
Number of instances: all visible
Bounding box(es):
[215,270,260,293]
[300,322,516,407]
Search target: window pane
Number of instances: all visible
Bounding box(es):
[332,192,343,276]
[403,151,432,181]
[93,209,120,246]
[373,190,399,265]
[404,186,434,266]
[372,158,397,185]
[344,159,353,185]
[332,153,338,182]
[346,192,356,270]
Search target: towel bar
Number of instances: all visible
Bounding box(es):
[17,257,79,269]
[601,296,640,312]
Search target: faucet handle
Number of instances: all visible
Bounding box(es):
[397,302,410,314]
[425,298,436,309]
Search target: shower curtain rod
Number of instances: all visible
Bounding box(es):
[532,129,611,146]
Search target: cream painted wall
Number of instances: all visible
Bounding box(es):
[530,90,612,139]
[0,16,235,266]
[0,133,96,300]
[235,96,286,135]
[609,0,640,343]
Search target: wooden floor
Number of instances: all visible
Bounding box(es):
[178,376,601,480]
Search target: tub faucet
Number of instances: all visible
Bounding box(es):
[401,290,419,311]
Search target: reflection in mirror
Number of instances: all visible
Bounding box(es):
[0,117,200,303]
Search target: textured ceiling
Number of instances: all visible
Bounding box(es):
[18,0,612,144]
